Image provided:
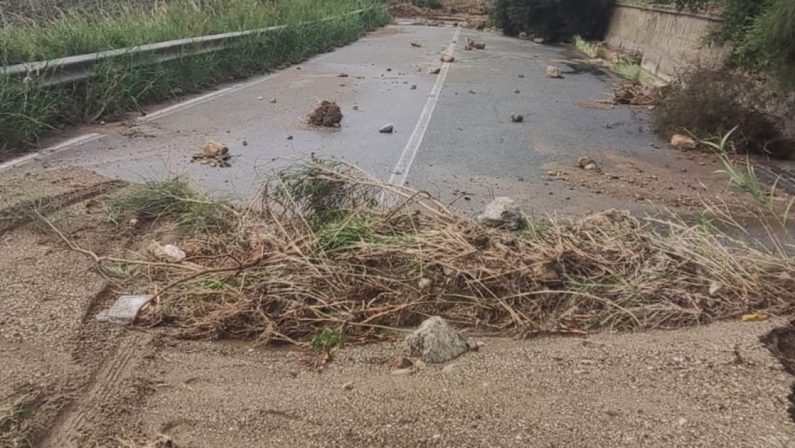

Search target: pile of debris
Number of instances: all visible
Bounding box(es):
[613,82,658,106]
[90,160,795,344]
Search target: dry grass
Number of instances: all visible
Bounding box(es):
[59,161,795,345]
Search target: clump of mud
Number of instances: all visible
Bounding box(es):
[308,101,343,127]
[760,323,795,422]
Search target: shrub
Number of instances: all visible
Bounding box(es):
[652,67,791,158]
[490,0,614,41]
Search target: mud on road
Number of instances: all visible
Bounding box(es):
[1,166,795,448]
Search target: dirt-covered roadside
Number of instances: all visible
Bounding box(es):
[1,165,794,447]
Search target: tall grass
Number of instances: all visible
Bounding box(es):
[0,2,388,152]
[574,35,599,58]
[0,0,380,65]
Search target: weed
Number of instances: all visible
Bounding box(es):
[106,176,232,233]
[701,127,795,224]
[574,35,599,58]
[100,262,139,280]
[309,328,346,352]
[199,275,238,290]
[316,215,377,255]
[613,59,642,83]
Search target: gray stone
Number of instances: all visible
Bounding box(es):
[379,124,394,133]
[405,316,469,363]
[476,197,525,230]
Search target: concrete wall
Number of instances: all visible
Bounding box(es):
[604,3,731,81]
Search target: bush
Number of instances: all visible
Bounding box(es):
[490,0,614,41]
[652,67,791,158]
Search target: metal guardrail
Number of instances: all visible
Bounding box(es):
[1,8,372,86]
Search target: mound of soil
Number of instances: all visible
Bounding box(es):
[308,101,343,127]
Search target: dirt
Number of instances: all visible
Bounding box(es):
[308,100,343,127]
[389,0,489,29]
[1,166,795,447]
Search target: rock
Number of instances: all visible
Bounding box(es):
[670,134,697,150]
[389,356,414,370]
[534,37,545,43]
[143,434,177,448]
[577,157,599,171]
[518,32,529,40]
[476,197,524,230]
[148,241,186,262]
[379,124,394,134]
[418,277,432,290]
[342,381,354,391]
[270,97,277,104]
[510,113,523,123]
[546,65,562,78]
[337,73,349,77]
[308,100,343,127]
[201,140,228,157]
[429,67,442,74]
[440,53,455,63]
[405,316,470,363]
[467,339,480,352]
[241,140,248,146]
[411,42,422,48]
[410,85,417,90]
[257,96,263,100]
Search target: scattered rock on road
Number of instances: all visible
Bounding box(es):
[441,53,455,63]
[534,37,545,44]
[670,134,697,150]
[337,73,349,78]
[464,38,486,50]
[342,382,354,391]
[411,42,422,48]
[379,124,394,134]
[405,316,470,363]
[270,97,277,104]
[518,32,529,40]
[577,157,599,171]
[429,67,442,74]
[192,139,231,167]
[511,113,524,123]
[546,65,562,78]
[308,100,343,127]
[476,197,524,230]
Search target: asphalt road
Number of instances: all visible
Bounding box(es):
[2,24,725,216]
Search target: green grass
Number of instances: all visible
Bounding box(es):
[106,176,233,233]
[574,35,599,58]
[0,1,389,152]
[613,59,643,83]
[701,127,795,224]
[309,328,346,352]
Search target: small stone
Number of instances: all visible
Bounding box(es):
[577,157,599,171]
[533,37,545,43]
[201,139,228,157]
[287,135,293,140]
[352,105,359,110]
[546,65,562,78]
[338,73,349,77]
[148,241,186,262]
[411,85,417,90]
[241,140,248,146]
[467,339,480,352]
[342,382,354,391]
[441,53,455,63]
[411,42,422,48]
[389,356,414,370]
[270,98,277,104]
[379,124,394,134]
[429,67,442,74]
[257,96,264,100]
[518,32,529,40]
[670,134,697,150]
[514,89,520,94]
[511,113,523,123]
[418,277,432,290]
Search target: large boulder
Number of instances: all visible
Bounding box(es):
[476,197,524,230]
[405,317,470,363]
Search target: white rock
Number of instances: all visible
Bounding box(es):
[148,241,186,262]
[546,65,562,78]
[476,197,524,230]
[405,316,470,363]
